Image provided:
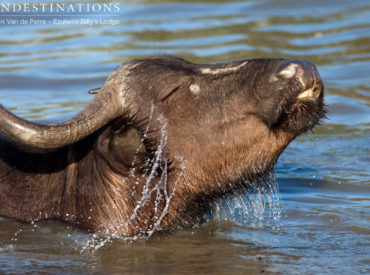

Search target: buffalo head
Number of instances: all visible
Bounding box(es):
[0,56,325,238]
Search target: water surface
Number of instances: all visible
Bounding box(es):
[0,0,369,274]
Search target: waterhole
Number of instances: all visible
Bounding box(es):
[0,0,369,274]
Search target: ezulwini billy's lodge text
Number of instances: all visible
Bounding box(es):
[0,18,120,26]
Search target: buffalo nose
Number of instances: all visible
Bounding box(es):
[276,60,323,100]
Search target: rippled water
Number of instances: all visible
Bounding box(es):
[0,0,369,274]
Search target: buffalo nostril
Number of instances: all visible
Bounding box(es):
[275,59,323,99]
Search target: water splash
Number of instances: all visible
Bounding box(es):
[78,109,184,253]
[122,112,182,240]
[206,171,281,229]
[129,103,154,178]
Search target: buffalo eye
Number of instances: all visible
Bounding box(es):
[157,75,188,102]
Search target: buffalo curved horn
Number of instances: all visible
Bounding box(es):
[0,87,129,151]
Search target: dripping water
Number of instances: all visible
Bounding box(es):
[3,104,185,254]
[205,170,281,229]
[79,108,184,253]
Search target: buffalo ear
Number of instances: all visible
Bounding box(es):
[109,126,147,167]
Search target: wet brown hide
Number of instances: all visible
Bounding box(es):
[0,56,326,237]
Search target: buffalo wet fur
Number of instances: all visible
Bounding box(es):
[0,56,326,237]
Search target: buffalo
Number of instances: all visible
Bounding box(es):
[0,56,325,238]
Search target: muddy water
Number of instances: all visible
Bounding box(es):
[0,0,369,274]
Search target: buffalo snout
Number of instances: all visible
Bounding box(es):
[275,59,323,100]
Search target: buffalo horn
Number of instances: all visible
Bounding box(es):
[0,88,128,151]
